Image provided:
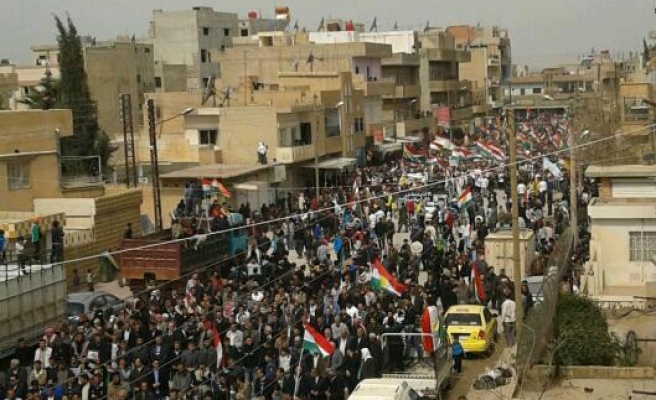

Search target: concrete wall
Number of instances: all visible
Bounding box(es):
[360,31,417,54]
[219,106,278,164]
[138,92,204,163]
[84,43,155,141]
[218,42,392,92]
[0,110,73,211]
[589,215,656,292]
[150,8,238,90]
[155,63,187,92]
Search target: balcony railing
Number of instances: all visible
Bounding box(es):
[275,144,315,164]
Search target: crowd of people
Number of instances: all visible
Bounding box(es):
[0,110,593,400]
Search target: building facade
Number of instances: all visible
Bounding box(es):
[148,7,239,90]
[586,165,656,300]
[447,25,512,111]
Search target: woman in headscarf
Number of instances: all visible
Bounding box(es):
[357,348,377,381]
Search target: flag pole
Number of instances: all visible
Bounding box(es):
[293,346,305,399]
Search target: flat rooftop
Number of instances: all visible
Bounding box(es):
[586,164,656,178]
[160,163,275,180]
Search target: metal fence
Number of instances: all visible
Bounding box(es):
[60,156,103,187]
[517,226,575,374]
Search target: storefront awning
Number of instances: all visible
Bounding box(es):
[301,157,357,170]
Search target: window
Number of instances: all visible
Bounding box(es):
[241,29,249,37]
[629,231,656,262]
[520,88,526,95]
[155,77,162,88]
[200,49,208,63]
[325,109,341,137]
[7,160,31,190]
[199,130,218,145]
[144,47,151,53]
[353,117,365,133]
[532,87,542,94]
[202,27,210,36]
[136,74,141,84]
[299,122,313,145]
[223,28,231,36]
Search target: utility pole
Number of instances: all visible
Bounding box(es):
[119,93,138,188]
[569,102,579,248]
[147,99,163,231]
[506,107,523,343]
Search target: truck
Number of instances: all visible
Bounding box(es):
[0,263,67,359]
[375,333,453,400]
[118,214,248,294]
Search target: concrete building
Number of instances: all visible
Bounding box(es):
[25,39,156,143]
[417,29,471,125]
[446,25,512,112]
[238,8,290,38]
[84,41,156,141]
[218,35,393,151]
[0,64,61,110]
[505,51,623,108]
[148,7,239,90]
[0,109,100,211]
[585,164,656,300]
[0,70,17,109]
[154,62,187,92]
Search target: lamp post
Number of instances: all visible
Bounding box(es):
[147,100,195,231]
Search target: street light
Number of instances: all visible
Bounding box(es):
[148,101,196,231]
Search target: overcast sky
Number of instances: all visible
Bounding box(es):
[3,0,656,69]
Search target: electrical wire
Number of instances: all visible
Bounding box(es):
[8,121,652,282]
[38,211,339,390]
[24,120,653,391]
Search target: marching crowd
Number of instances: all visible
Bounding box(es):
[1,111,592,400]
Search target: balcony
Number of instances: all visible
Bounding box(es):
[275,144,315,164]
[383,84,420,99]
[396,117,436,138]
[428,79,460,92]
[487,55,501,66]
[452,107,473,122]
[363,79,395,97]
[423,48,470,63]
[59,156,104,189]
[325,136,343,154]
[382,53,420,66]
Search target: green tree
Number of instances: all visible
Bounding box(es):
[553,294,618,366]
[18,68,60,110]
[54,14,111,170]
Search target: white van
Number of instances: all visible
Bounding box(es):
[348,378,437,400]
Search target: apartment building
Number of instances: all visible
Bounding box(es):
[25,39,156,143]
[447,25,511,111]
[0,109,107,210]
[585,165,656,301]
[148,7,238,90]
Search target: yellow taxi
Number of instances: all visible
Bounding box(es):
[444,305,497,355]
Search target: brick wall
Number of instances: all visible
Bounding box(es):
[65,190,142,289]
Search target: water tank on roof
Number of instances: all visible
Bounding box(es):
[248,11,258,19]
[345,20,354,31]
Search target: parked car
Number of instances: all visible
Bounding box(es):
[444,304,497,356]
[66,291,123,322]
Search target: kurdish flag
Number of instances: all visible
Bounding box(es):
[371,260,406,297]
[303,323,334,357]
[458,187,473,209]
